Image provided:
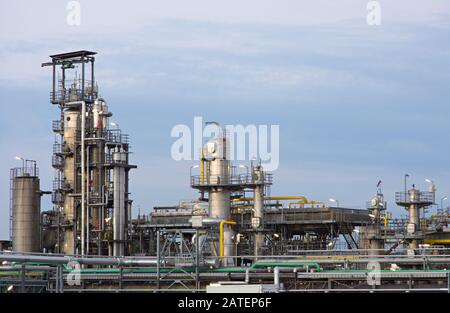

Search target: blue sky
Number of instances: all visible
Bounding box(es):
[1,1,450,239]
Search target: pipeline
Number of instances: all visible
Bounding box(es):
[0,252,158,267]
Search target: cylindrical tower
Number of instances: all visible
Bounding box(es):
[62,110,79,254]
[113,149,127,256]
[11,166,41,253]
[360,191,386,257]
[396,187,434,251]
[207,139,234,265]
[253,165,265,257]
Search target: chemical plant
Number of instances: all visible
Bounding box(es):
[1,51,450,293]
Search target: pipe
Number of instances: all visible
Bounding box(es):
[86,145,90,255]
[274,266,280,290]
[200,148,205,185]
[219,221,236,259]
[245,268,250,284]
[288,201,326,208]
[81,101,86,256]
[273,266,298,292]
[380,216,388,228]
[0,252,158,267]
[233,196,309,202]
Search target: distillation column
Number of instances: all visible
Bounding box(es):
[396,187,434,251]
[407,189,421,249]
[360,191,385,257]
[113,149,127,256]
[208,150,234,265]
[62,110,79,254]
[253,165,265,258]
[43,51,136,256]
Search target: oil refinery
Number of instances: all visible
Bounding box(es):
[1,51,450,293]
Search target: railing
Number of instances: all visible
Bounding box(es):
[50,80,97,103]
[191,173,273,187]
[395,191,435,204]
[10,166,39,178]
[366,201,387,210]
[53,179,71,192]
[106,129,129,145]
[52,120,63,133]
[52,155,64,169]
[52,191,64,205]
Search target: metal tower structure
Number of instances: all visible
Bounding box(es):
[42,51,136,256]
[190,127,273,265]
[396,187,435,250]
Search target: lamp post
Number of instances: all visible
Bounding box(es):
[441,196,447,213]
[329,198,339,208]
[190,165,199,184]
[404,174,409,202]
[14,156,25,173]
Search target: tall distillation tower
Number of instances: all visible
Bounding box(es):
[42,51,136,256]
[395,185,435,250]
[190,125,272,265]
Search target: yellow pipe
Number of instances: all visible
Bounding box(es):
[424,239,450,245]
[220,220,236,259]
[232,196,327,209]
[200,148,205,185]
[288,201,326,208]
[380,216,388,228]
[232,196,310,203]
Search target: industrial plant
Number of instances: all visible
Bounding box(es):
[1,51,450,293]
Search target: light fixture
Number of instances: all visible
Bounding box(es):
[327,241,334,247]
[329,198,339,207]
[369,214,376,218]
[273,233,279,238]
[7,285,13,292]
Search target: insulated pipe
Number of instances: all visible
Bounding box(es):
[245,268,250,284]
[274,266,280,290]
[219,221,236,259]
[86,145,90,255]
[187,217,235,260]
[81,100,86,256]
[273,267,298,292]
[0,252,158,267]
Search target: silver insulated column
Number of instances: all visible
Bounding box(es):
[113,149,127,256]
[11,166,41,253]
[206,135,234,266]
[253,165,265,258]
